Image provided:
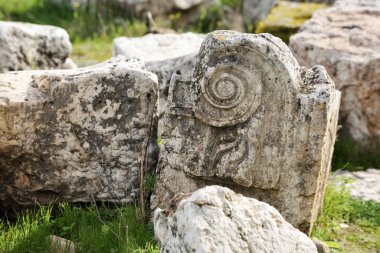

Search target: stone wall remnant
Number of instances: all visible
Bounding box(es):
[152,30,341,234]
[0,56,158,210]
[0,21,73,72]
[289,1,380,148]
[154,186,318,253]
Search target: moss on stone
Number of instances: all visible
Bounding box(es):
[256,1,328,43]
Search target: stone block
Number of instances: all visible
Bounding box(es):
[152,30,340,234]
[0,21,72,72]
[0,56,158,209]
[289,2,380,148]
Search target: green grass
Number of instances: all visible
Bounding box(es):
[332,132,380,171]
[2,179,378,253]
[256,1,328,43]
[312,178,380,252]
[0,0,148,42]
[72,38,114,66]
[0,204,158,253]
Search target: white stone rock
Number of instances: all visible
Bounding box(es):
[113,33,205,63]
[289,3,380,148]
[0,21,72,72]
[152,30,341,234]
[0,56,158,209]
[154,186,318,253]
[332,169,380,203]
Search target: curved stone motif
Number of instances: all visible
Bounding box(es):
[152,31,341,235]
[193,59,262,127]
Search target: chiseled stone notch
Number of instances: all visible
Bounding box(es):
[152,30,341,235]
[0,56,158,210]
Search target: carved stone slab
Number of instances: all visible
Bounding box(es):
[0,56,158,210]
[151,31,341,234]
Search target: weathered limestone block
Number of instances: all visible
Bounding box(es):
[154,186,318,253]
[0,56,158,209]
[289,3,380,148]
[0,21,72,72]
[152,31,340,234]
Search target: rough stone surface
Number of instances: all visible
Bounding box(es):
[154,186,318,253]
[152,30,341,234]
[0,56,158,209]
[0,21,72,72]
[113,33,205,63]
[146,54,197,134]
[289,4,380,148]
[331,169,380,203]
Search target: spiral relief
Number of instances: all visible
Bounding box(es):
[193,63,262,127]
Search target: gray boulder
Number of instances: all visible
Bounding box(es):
[0,21,72,72]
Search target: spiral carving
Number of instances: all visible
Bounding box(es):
[193,63,262,127]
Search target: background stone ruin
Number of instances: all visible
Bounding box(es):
[290,0,380,149]
[0,21,75,72]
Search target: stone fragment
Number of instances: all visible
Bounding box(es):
[312,239,330,253]
[48,235,75,253]
[154,186,318,253]
[0,56,158,210]
[0,21,72,72]
[152,30,341,234]
[289,3,380,148]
